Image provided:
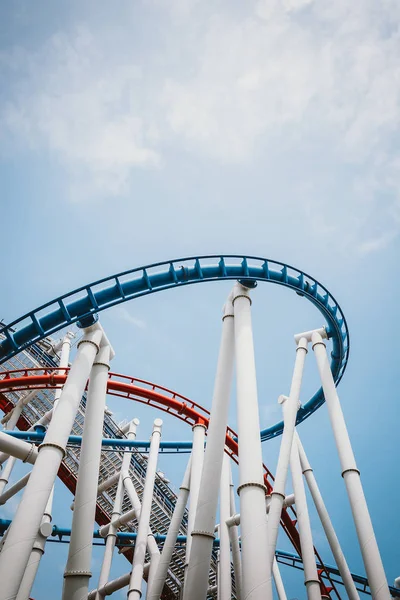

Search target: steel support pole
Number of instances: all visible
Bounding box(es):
[0,472,31,505]
[184,422,206,578]
[219,453,232,600]
[296,433,359,600]
[312,330,390,600]
[229,473,242,600]
[96,419,139,599]
[284,407,320,600]
[272,559,287,600]
[183,295,235,600]
[63,345,111,600]
[0,323,103,600]
[31,332,74,430]
[15,490,54,600]
[121,473,160,596]
[232,283,270,600]
[128,419,163,599]
[147,458,192,600]
[0,433,38,465]
[267,338,308,569]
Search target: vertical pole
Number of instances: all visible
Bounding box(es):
[128,419,163,599]
[96,419,140,599]
[219,453,232,600]
[283,401,320,600]
[184,422,206,580]
[62,344,111,600]
[267,338,308,568]
[229,472,242,600]
[232,282,270,600]
[0,323,103,600]
[272,559,288,600]
[183,294,235,600]
[121,474,160,595]
[147,458,192,600]
[312,331,390,600]
[296,433,359,600]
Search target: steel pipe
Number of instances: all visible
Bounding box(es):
[232,283,270,600]
[184,422,206,579]
[267,337,308,570]
[312,330,390,600]
[0,323,103,600]
[219,453,232,600]
[128,419,163,599]
[96,419,139,598]
[147,458,191,600]
[183,295,235,600]
[63,345,111,600]
[296,433,359,600]
[229,473,242,600]
[272,558,287,600]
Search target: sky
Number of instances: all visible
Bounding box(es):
[1,0,400,598]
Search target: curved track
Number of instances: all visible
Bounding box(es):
[0,255,349,440]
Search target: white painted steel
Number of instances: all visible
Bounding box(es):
[267,338,308,570]
[232,283,270,600]
[0,472,31,505]
[121,472,160,596]
[229,473,242,600]
[63,345,111,600]
[0,323,103,600]
[16,490,54,600]
[272,559,288,600]
[296,433,359,600]
[286,422,321,600]
[294,327,327,345]
[128,418,163,599]
[0,457,17,497]
[219,453,232,600]
[312,331,390,600]
[183,295,235,600]
[147,458,192,600]
[96,419,139,599]
[184,422,206,577]
[0,432,38,465]
[89,565,150,600]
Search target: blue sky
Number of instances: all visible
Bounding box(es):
[1,0,400,598]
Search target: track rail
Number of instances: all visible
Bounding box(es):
[0,255,349,441]
[0,368,342,598]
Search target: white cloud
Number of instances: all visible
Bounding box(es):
[118,307,147,330]
[1,27,159,200]
[0,0,399,253]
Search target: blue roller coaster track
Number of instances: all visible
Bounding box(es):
[0,255,349,441]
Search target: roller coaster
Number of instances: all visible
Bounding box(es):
[0,255,396,600]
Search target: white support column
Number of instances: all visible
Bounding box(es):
[0,471,31,505]
[0,323,103,600]
[296,433,359,600]
[312,331,390,600]
[272,559,287,600]
[147,458,192,600]
[184,422,206,579]
[96,419,140,599]
[286,422,321,600]
[183,295,235,600]
[16,490,54,600]
[63,344,112,600]
[267,338,308,569]
[229,473,242,600]
[128,419,163,599]
[31,332,74,430]
[121,473,160,596]
[232,282,270,600]
[219,453,232,600]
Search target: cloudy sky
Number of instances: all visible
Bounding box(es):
[1,0,399,598]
